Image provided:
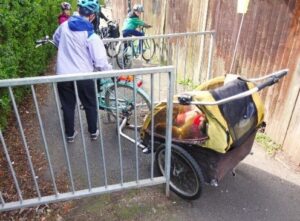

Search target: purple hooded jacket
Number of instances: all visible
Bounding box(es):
[53,16,112,75]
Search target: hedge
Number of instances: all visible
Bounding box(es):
[0,0,104,128]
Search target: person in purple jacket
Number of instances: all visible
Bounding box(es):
[53,0,112,143]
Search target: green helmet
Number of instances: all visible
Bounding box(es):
[77,0,100,14]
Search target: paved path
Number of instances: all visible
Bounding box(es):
[38,58,300,220]
[61,143,300,221]
[33,14,300,218]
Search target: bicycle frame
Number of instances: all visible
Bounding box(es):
[125,27,147,58]
[97,77,149,112]
[116,27,156,69]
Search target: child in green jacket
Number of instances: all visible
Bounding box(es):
[122,4,151,52]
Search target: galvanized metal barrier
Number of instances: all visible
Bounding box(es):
[103,30,215,92]
[0,66,174,211]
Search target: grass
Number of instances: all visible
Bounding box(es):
[83,194,112,214]
[178,78,198,90]
[72,188,173,221]
[255,131,281,155]
[116,203,150,220]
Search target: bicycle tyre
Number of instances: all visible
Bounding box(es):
[156,143,204,200]
[104,83,150,127]
[106,41,120,58]
[116,44,133,69]
[142,39,156,62]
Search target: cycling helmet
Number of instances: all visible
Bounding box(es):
[133,4,144,13]
[61,2,71,10]
[77,0,100,14]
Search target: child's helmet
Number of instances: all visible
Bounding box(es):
[61,2,71,10]
[77,0,100,14]
[133,4,144,12]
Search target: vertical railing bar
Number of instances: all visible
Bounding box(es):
[159,70,162,103]
[121,42,124,69]
[150,74,154,180]
[184,36,189,91]
[53,83,75,193]
[133,76,139,183]
[175,38,180,94]
[198,34,205,83]
[190,36,196,85]
[0,130,23,202]
[168,40,172,94]
[207,33,215,81]
[165,70,174,197]
[168,40,171,66]
[0,192,5,207]
[31,85,58,196]
[74,81,92,191]
[8,87,41,199]
[158,37,164,102]
[229,13,245,74]
[159,37,164,70]
[114,78,124,185]
[93,80,108,188]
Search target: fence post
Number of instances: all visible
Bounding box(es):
[165,68,175,197]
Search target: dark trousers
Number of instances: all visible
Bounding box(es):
[57,80,97,137]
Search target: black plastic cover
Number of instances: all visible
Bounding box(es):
[210,79,258,146]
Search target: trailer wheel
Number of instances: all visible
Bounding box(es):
[155,143,204,200]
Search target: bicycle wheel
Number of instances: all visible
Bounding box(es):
[142,38,156,62]
[156,143,204,200]
[106,41,120,58]
[105,83,150,127]
[116,44,133,69]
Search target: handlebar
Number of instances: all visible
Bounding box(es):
[256,69,287,91]
[177,69,288,106]
[35,35,56,48]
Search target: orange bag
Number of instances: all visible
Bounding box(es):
[117,75,134,82]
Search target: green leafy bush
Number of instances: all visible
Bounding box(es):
[0,0,68,128]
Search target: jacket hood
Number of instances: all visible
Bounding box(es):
[68,16,94,37]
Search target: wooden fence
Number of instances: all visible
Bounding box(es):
[110,0,300,165]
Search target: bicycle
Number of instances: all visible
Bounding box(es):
[99,20,121,58]
[116,27,156,69]
[35,36,151,127]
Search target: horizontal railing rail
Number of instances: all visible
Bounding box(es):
[0,66,174,212]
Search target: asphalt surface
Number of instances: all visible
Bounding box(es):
[34,57,300,220]
[31,14,300,217]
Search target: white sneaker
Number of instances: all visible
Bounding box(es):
[90,129,100,141]
[67,131,78,143]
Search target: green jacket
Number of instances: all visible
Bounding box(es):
[122,13,145,31]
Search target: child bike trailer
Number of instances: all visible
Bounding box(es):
[140,70,287,200]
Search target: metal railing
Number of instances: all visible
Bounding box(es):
[0,66,174,211]
[103,30,215,95]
